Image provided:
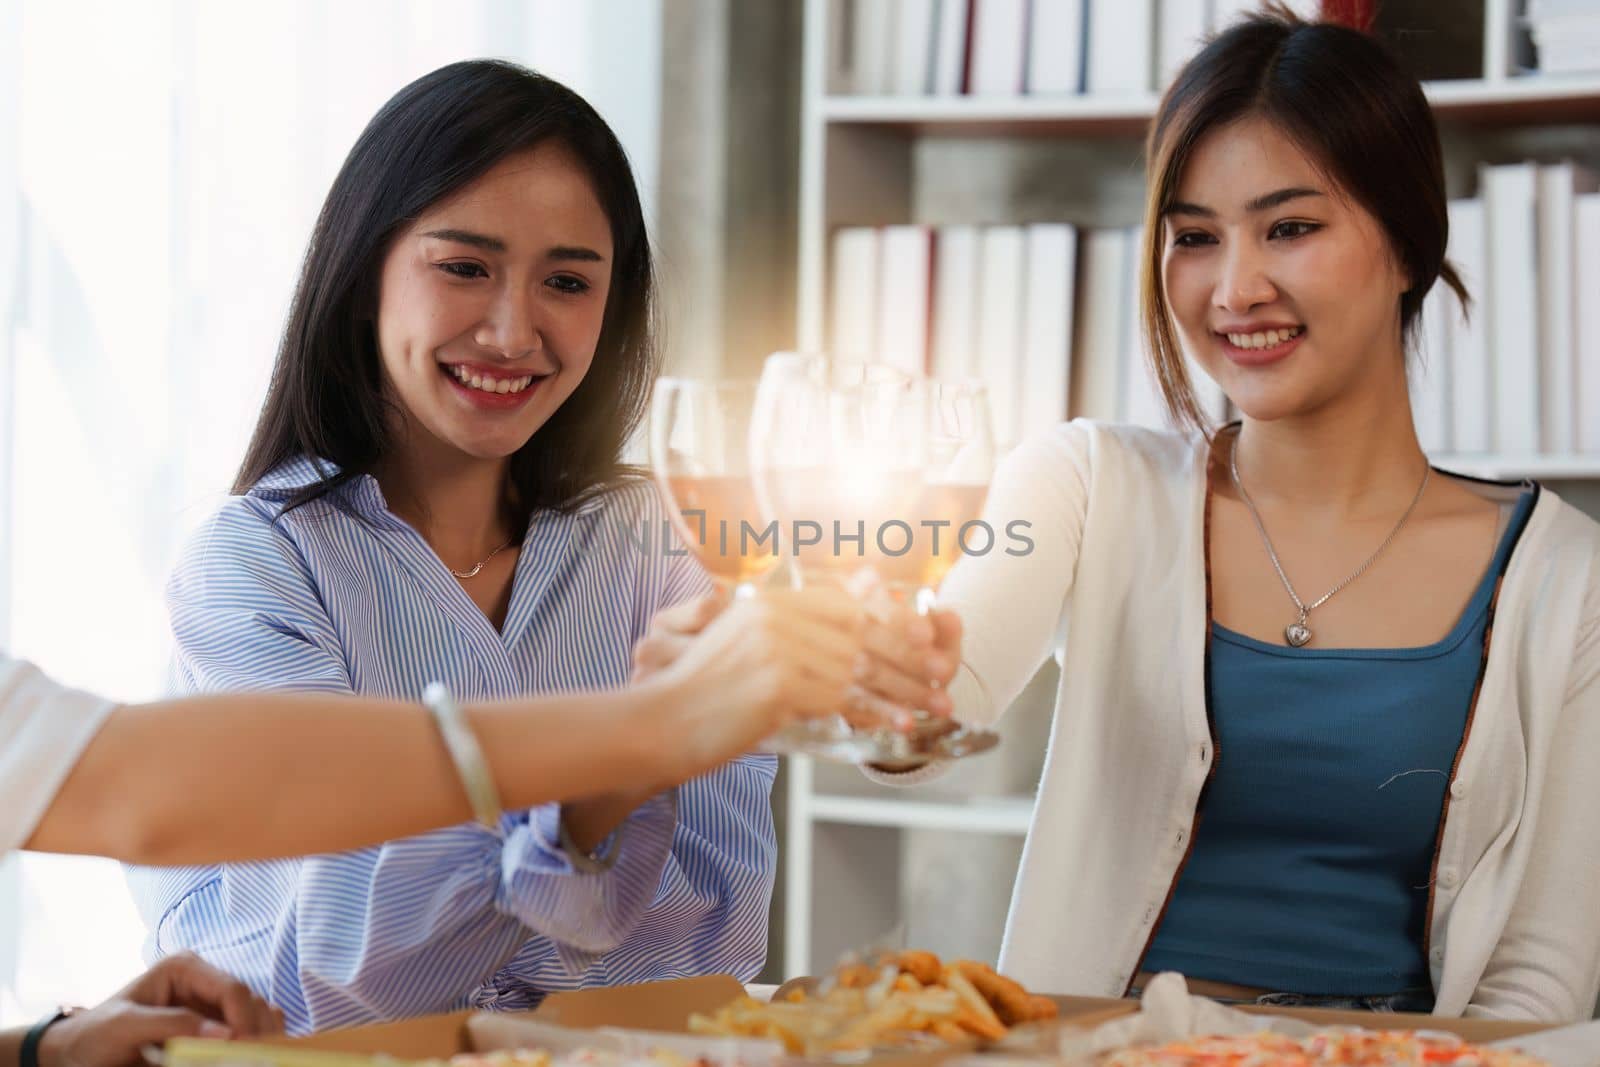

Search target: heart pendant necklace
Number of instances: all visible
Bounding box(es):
[1229,432,1430,648]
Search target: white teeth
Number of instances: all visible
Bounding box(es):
[447,366,541,394]
[1226,326,1302,350]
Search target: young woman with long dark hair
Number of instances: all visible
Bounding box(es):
[124,59,947,1034]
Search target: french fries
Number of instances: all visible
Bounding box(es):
[687,949,1057,1057]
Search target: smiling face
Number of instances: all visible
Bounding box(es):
[374,140,614,463]
[1160,116,1412,423]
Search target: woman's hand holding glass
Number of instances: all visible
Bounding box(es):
[847,574,963,729]
[632,583,955,745]
[630,586,865,780]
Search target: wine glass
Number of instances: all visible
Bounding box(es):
[879,379,997,611]
[826,377,991,757]
[750,354,924,589]
[650,378,781,598]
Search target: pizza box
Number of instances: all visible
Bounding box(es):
[257,974,749,1057]
[158,975,1135,1067]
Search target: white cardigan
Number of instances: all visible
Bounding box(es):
[924,421,1600,1023]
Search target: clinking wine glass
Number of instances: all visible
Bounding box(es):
[750,354,925,590]
[649,378,782,598]
[749,354,947,761]
[875,379,997,609]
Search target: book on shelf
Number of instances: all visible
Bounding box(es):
[1026,0,1086,95]
[893,0,941,95]
[1412,286,1454,455]
[878,225,935,378]
[1022,223,1078,438]
[837,0,1339,100]
[970,0,1031,96]
[1121,225,1167,429]
[831,226,879,360]
[1071,227,1127,423]
[1536,162,1600,453]
[1158,0,1212,90]
[1527,2,1600,76]
[932,0,971,95]
[1446,199,1492,454]
[932,225,982,379]
[1577,193,1600,454]
[851,0,898,95]
[1482,163,1542,456]
[1085,0,1154,96]
[978,225,1028,444]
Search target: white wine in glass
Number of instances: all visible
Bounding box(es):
[874,379,996,604]
[650,379,781,595]
[751,354,924,588]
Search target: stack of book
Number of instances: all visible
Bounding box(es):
[1527,0,1600,76]
[1415,161,1600,456]
[830,159,1600,456]
[838,0,1321,98]
[830,222,1224,448]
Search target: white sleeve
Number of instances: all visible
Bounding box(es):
[937,421,1092,728]
[862,422,1093,787]
[0,654,116,852]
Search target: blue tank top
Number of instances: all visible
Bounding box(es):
[1141,489,1534,995]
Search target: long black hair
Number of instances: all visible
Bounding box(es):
[234,59,658,515]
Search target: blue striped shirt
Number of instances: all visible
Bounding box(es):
[126,457,776,1034]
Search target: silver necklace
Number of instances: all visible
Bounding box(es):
[1229,433,1430,647]
[449,536,516,580]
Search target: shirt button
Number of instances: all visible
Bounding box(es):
[1438,866,1459,889]
[1430,946,1445,965]
[1450,779,1467,800]
[1199,743,1210,762]
[1175,829,1187,848]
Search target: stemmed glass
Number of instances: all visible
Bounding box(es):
[650,379,782,598]
[749,353,924,590]
[878,379,997,611]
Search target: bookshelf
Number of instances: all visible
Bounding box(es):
[783,0,1600,979]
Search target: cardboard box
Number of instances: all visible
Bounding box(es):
[172,977,1552,1065]
[167,975,1128,1066]
[262,975,749,1058]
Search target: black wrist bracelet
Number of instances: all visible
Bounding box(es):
[20,1008,72,1067]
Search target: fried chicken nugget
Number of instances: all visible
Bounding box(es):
[951,959,1057,1027]
[941,968,1007,1038]
[1020,994,1059,1023]
[951,1008,1007,1042]
[895,950,944,986]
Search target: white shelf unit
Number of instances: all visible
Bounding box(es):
[1435,455,1600,480]
[785,0,1600,980]
[809,792,1036,834]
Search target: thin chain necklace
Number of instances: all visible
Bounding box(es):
[448,536,517,580]
[1229,433,1431,647]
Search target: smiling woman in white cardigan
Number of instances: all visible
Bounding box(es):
[860,9,1600,1023]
